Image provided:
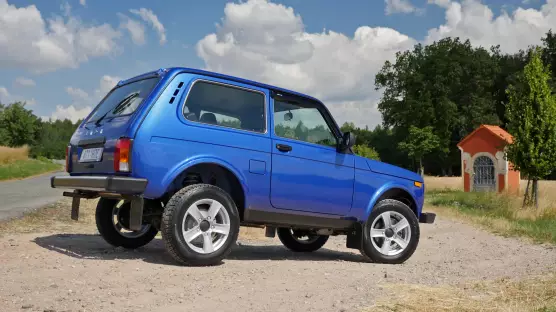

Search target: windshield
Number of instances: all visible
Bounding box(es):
[86,77,159,123]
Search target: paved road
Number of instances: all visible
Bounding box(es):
[0,170,67,221]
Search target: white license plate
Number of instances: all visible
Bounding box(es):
[79,148,104,162]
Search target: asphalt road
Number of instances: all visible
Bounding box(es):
[0,170,67,221]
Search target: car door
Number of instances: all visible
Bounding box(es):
[270,93,355,216]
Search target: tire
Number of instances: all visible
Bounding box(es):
[95,198,158,249]
[359,199,420,264]
[161,184,240,266]
[277,228,329,252]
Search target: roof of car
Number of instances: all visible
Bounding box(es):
[120,67,323,104]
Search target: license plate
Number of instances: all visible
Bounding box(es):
[79,147,103,162]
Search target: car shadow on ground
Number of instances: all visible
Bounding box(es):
[33,233,364,266]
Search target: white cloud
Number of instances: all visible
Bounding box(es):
[385,0,419,15]
[0,0,124,73]
[130,8,166,45]
[118,14,146,45]
[196,0,415,127]
[0,86,36,105]
[426,0,556,53]
[65,86,89,102]
[61,2,71,16]
[428,0,452,8]
[14,77,36,87]
[45,105,92,123]
[79,0,86,7]
[95,75,121,100]
[0,86,8,99]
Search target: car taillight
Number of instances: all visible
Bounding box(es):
[65,145,70,172]
[114,138,131,172]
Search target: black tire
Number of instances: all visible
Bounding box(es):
[95,198,158,249]
[161,184,240,266]
[277,228,329,252]
[360,199,420,264]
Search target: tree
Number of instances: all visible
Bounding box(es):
[375,37,501,175]
[398,126,440,177]
[505,48,556,207]
[352,144,380,160]
[0,102,40,147]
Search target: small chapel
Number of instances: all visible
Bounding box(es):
[457,125,520,194]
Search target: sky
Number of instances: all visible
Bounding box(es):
[0,0,554,128]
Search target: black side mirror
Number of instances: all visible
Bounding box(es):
[339,132,356,151]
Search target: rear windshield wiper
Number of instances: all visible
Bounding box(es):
[93,92,139,127]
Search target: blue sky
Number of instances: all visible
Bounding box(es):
[0,0,551,127]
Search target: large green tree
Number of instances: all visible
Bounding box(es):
[375,38,501,175]
[398,126,440,176]
[0,102,40,147]
[506,48,556,207]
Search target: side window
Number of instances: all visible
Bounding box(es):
[183,80,266,133]
[273,99,337,147]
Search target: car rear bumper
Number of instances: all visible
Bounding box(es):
[51,175,148,195]
[50,175,147,230]
[419,212,436,224]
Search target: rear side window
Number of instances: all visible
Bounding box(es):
[183,80,266,133]
[87,77,159,123]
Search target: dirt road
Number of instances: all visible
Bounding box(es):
[1,213,555,312]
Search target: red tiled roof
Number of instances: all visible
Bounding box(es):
[457,124,513,148]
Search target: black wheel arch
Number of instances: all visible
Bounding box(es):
[164,162,246,220]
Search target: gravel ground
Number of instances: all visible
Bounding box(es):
[1,216,555,312]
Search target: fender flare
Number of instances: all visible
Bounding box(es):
[364,182,418,220]
[161,155,250,203]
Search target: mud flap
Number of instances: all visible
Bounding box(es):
[346,222,363,250]
[129,196,144,231]
[71,196,80,221]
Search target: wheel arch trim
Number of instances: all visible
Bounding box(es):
[364,183,419,220]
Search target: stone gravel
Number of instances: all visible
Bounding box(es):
[0,216,555,312]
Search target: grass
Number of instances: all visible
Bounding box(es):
[369,274,556,312]
[423,175,556,245]
[0,145,61,180]
[0,158,62,180]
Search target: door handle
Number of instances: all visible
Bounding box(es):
[276,144,292,152]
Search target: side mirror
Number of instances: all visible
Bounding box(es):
[339,132,356,151]
[284,111,293,121]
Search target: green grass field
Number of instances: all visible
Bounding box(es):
[0,158,62,181]
[427,189,556,245]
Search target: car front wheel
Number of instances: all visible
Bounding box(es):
[360,199,420,264]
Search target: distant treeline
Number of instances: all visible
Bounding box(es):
[0,102,80,159]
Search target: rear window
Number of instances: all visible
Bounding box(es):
[86,77,159,123]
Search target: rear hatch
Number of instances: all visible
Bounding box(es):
[68,77,160,175]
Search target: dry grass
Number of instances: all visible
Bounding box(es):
[0,197,98,236]
[424,176,462,192]
[369,274,556,312]
[0,145,29,164]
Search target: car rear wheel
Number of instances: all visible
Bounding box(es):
[161,184,240,266]
[360,199,420,264]
[277,228,329,252]
[95,198,158,249]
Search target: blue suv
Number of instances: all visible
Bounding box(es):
[51,67,435,266]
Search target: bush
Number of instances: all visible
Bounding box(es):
[352,144,380,160]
